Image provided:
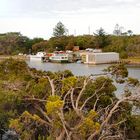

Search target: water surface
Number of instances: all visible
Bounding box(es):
[27,61,140,80]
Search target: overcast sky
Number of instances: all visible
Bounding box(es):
[0,0,140,39]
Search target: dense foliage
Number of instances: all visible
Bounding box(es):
[0,59,140,140]
[1,29,140,58]
[0,32,43,55]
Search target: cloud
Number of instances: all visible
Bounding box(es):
[1,0,140,17]
[0,0,140,38]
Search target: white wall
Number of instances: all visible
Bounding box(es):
[86,53,119,64]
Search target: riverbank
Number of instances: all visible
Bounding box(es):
[122,57,140,65]
[1,55,140,66]
[0,55,29,61]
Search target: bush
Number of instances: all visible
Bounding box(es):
[120,51,128,59]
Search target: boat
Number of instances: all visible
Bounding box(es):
[30,52,46,61]
[76,60,82,64]
[49,53,69,63]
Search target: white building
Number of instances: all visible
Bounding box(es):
[80,52,119,64]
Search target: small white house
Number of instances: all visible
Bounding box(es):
[81,52,119,64]
[30,52,46,61]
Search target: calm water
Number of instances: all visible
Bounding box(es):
[27,61,140,80]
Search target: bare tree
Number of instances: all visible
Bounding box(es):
[113,24,124,36]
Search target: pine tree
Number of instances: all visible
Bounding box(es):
[53,22,67,37]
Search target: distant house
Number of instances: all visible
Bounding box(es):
[80,52,119,64]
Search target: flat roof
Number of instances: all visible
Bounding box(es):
[81,52,119,54]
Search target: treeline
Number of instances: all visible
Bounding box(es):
[0,32,43,55]
[0,32,140,58]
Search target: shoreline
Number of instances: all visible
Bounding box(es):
[0,55,140,66]
[121,58,140,66]
[0,55,29,61]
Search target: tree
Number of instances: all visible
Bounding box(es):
[48,36,69,51]
[0,33,44,55]
[127,30,133,36]
[53,22,68,37]
[113,24,124,36]
[0,32,28,55]
[32,41,48,53]
[65,38,75,50]
[94,28,109,48]
[1,59,138,140]
[0,59,32,134]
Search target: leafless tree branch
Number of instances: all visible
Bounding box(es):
[46,76,55,96]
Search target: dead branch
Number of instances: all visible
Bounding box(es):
[70,88,84,118]
[100,135,124,140]
[88,94,140,140]
[46,76,55,96]
[93,93,104,111]
[23,97,47,103]
[63,88,72,103]
[70,88,75,110]
[75,78,90,109]
[58,110,71,140]
[34,104,52,124]
[80,80,107,110]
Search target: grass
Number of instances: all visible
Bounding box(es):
[123,57,140,64]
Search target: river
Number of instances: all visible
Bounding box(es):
[27,61,140,80]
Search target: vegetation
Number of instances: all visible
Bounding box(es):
[124,56,140,64]
[0,59,140,139]
[0,32,44,55]
[94,28,110,48]
[53,22,68,37]
[0,22,140,58]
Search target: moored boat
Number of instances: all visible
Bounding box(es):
[30,52,46,61]
[49,53,69,63]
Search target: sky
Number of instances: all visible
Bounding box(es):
[0,0,140,39]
